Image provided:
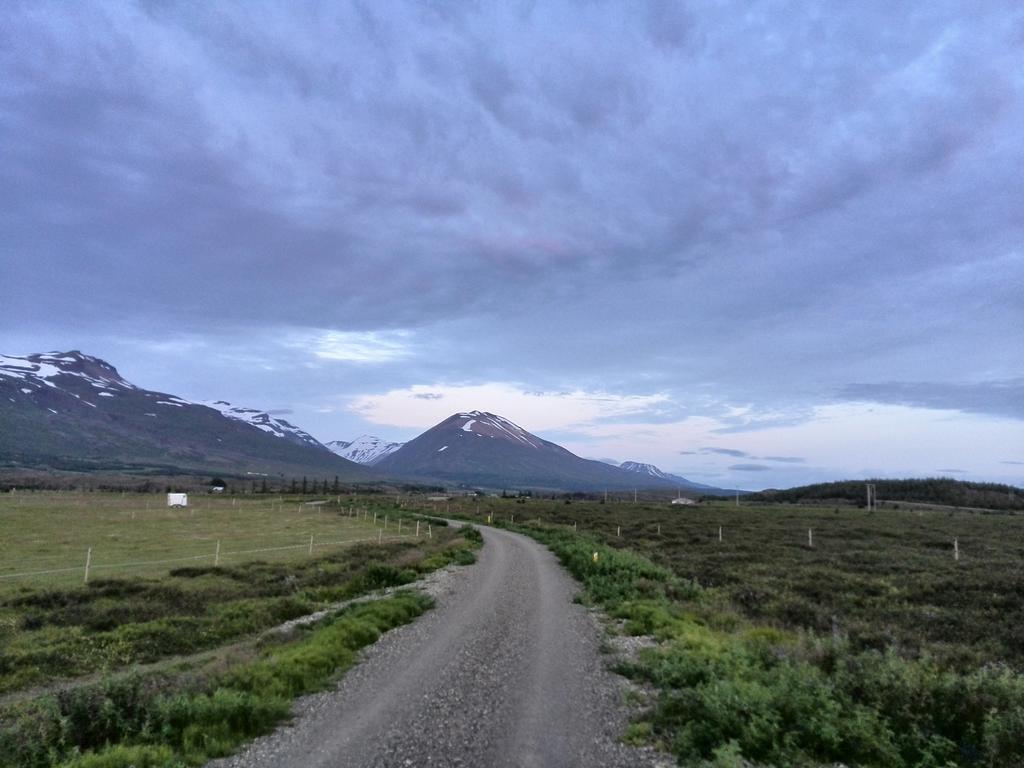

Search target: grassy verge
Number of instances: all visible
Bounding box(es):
[1,593,431,767]
[509,521,1024,768]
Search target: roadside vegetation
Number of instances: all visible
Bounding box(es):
[464,497,1024,767]
[0,491,481,767]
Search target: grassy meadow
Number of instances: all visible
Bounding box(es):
[0,491,424,592]
[467,498,1024,669]
[0,490,480,767]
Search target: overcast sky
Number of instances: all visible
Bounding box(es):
[3,1,1022,489]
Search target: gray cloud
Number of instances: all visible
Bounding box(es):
[2,1,1022,485]
[729,464,773,472]
[839,380,1024,421]
[704,448,749,458]
[763,456,806,464]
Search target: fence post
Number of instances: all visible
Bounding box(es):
[398,519,402,534]
[83,547,92,584]
[416,520,420,537]
[954,537,959,561]
[378,529,383,543]
[214,540,221,566]
[808,528,814,548]
[309,533,314,555]
[428,524,432,539]
[718,526,722,542]
[617,525,621,537]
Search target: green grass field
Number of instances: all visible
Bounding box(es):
[0,491,424,592]
[0,491,481,767]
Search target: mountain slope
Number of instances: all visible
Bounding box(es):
[618,461,734,493]
[0,351,375,479]
[202,400,322,448]
[375,411,679,491]
[326,435,403,465]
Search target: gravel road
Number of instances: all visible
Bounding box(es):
[210,524,663,768]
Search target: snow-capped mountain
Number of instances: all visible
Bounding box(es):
[1,350,137,394]
[326,435,403,465]
[202,400,322,449]
[0,351,373,479]
[619,460,729,492]
[376,410,680,491]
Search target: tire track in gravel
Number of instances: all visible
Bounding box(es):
[210,524,663,768]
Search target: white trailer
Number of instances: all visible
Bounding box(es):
[167,493,188,507]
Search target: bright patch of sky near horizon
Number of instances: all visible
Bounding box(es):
[2,1,1022,489]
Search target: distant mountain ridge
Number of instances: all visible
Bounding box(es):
[202,400,322,448]
[377,410,695,491]
[0,351,374,479]
[617,460,726,492]
[326,435,403,465]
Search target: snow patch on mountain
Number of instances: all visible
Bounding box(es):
[326,435,403,465]
[202,400,323,448]
[619,461,671,479]
[455,411,542,448]
[0,351,134,392]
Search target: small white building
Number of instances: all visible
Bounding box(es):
[671,496,697,506]
[167,493,188,507]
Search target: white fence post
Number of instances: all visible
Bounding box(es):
[214,540,221,566]
[309,533,314,555]
[83,547,92,584]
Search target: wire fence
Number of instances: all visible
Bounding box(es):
[0,528,428,588]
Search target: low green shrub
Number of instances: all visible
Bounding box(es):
[0,593,432,768]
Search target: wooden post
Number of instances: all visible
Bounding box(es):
[617,525,621,537]
[511,514,515,524]
[428,524,432,539]
[808,528,813,548]
[657,523,661,535]
[416,520,420,537]
[83,547,92,584]
[718,526,723,542]
[214,540,221,566]
[309,533,314,555]
[954,537,959,561]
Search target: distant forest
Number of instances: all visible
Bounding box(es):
[748,478,1023,511]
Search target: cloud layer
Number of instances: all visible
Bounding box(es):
[3,2,1022,487]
